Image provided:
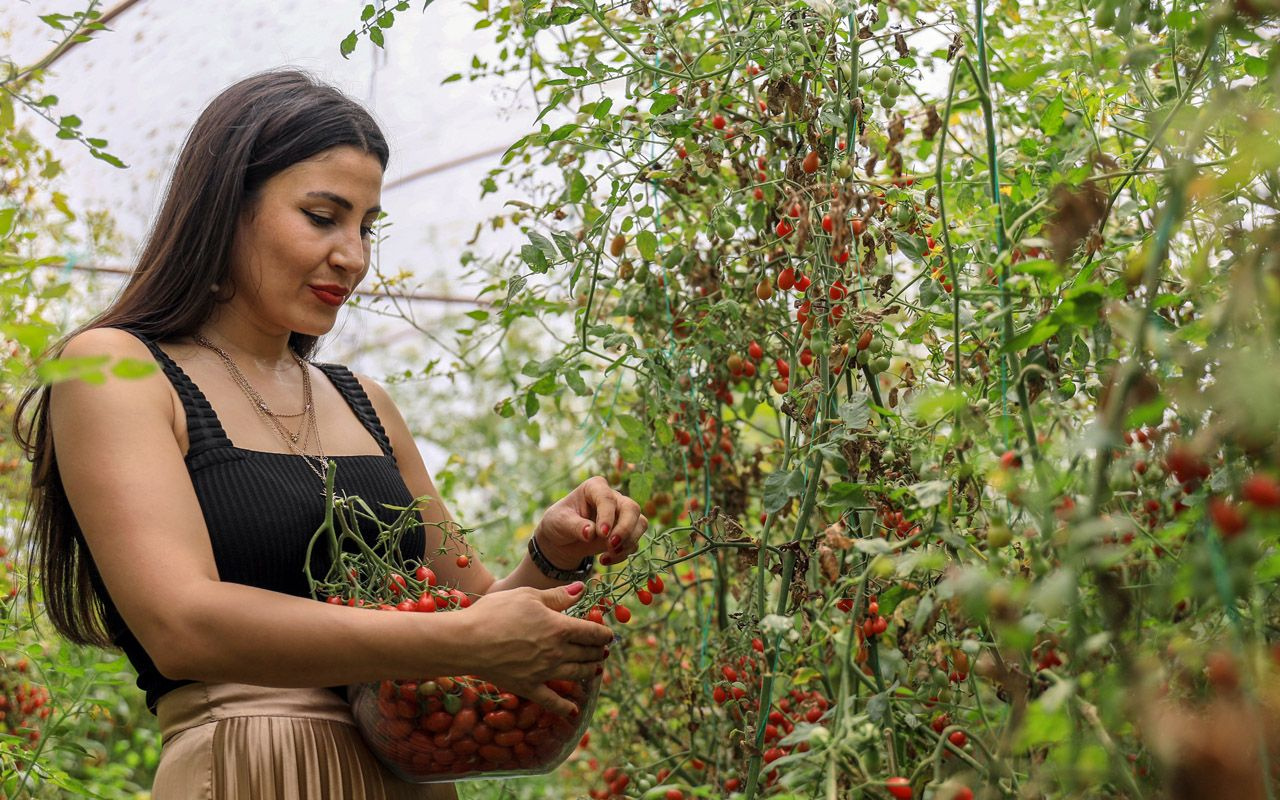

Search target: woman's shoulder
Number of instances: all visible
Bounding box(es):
[60,326,158,361]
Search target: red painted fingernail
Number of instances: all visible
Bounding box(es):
[600,523,610,536]
[595,665,603,675]
[609,534,622,549]
[569,706,580,717]
[599,555,612,566]
[566,581,585,597]
[582,524,592,541]
[603,646,610,658]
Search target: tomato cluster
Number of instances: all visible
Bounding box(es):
[353,674,597,782]
[1,659,50,748]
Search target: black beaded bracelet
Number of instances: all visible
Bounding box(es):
[527,535,595,582]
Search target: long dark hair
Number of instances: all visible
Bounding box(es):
[13,69,390,646]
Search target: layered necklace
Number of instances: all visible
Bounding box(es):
[193,334,328,489]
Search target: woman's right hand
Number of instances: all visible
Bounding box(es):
[463,582,613,717]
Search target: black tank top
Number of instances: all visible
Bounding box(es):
[87,330,424,712]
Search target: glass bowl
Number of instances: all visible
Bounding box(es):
[350,673,600,783]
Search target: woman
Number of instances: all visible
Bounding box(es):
[14,70,645,798]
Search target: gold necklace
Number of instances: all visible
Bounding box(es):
[193,335,328,488]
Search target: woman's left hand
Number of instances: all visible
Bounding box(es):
[534,476,648,569]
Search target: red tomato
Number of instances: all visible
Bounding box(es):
[415,566,437,586]
[613,605,632,623]
[484,710,517,731]
[778,267,796,291]
[456,555,470,569]
[647,575,666,594]
[586,607,606,625]
[1243,474,1280,508]
[886,777,913,799]
[637,589,653,605]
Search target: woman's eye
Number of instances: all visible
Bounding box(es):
[305,210,374,239]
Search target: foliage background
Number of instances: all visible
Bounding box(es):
[4,0,1280,798]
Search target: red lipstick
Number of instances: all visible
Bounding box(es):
[310,284,348,307]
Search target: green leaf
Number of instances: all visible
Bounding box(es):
[568,171,588,203]
[910,387,967,423]
[91,149,127,168]
[361,4,376,21]
[635,230,658,261]
[650,93,679,115]
[617,414,647,441]
[838,393,871,429]
[592,97,613,120]
[996,68,1043,91]
[529,373,558,395]
[1039,96,1065,137]
[909,480,950,509]
[36,355,111,384]
[546,123,579,142]
[763,468,806,513]
[564,367,590,396]
[654,417,673,447]
[442,73,464,84]
[520,244,549,273]
[820,482,866,510]
[109,357,158,380]
[340,31,359,56]
[369,27,384,47]
[552,230,577,261]
[891,232,924,262]
[527,231,559,263]
[628,471,654,505]
[524,392,540,418]
[0,207,16,239]
[465,309,489,322]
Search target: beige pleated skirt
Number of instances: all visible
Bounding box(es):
[152,683,457,800]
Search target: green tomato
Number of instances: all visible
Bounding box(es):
[871,336,887,354]
[1056,380,1076,399]
[871,76,886,92]
[875,65,894,82]
[870,355,891,373]
[789,39,807,57]
[716,218,736,239]
[835,160,853,179]
[859,68,874,85]
[884,80,901,98]
[880,93,896,109]
[811,334,830,356]
[986,523,1013,548]
[856,348,871,366]
[840,64,854,83]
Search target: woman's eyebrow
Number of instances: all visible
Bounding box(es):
[305,190,381,215]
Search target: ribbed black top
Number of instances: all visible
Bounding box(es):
[85,329,424,713]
